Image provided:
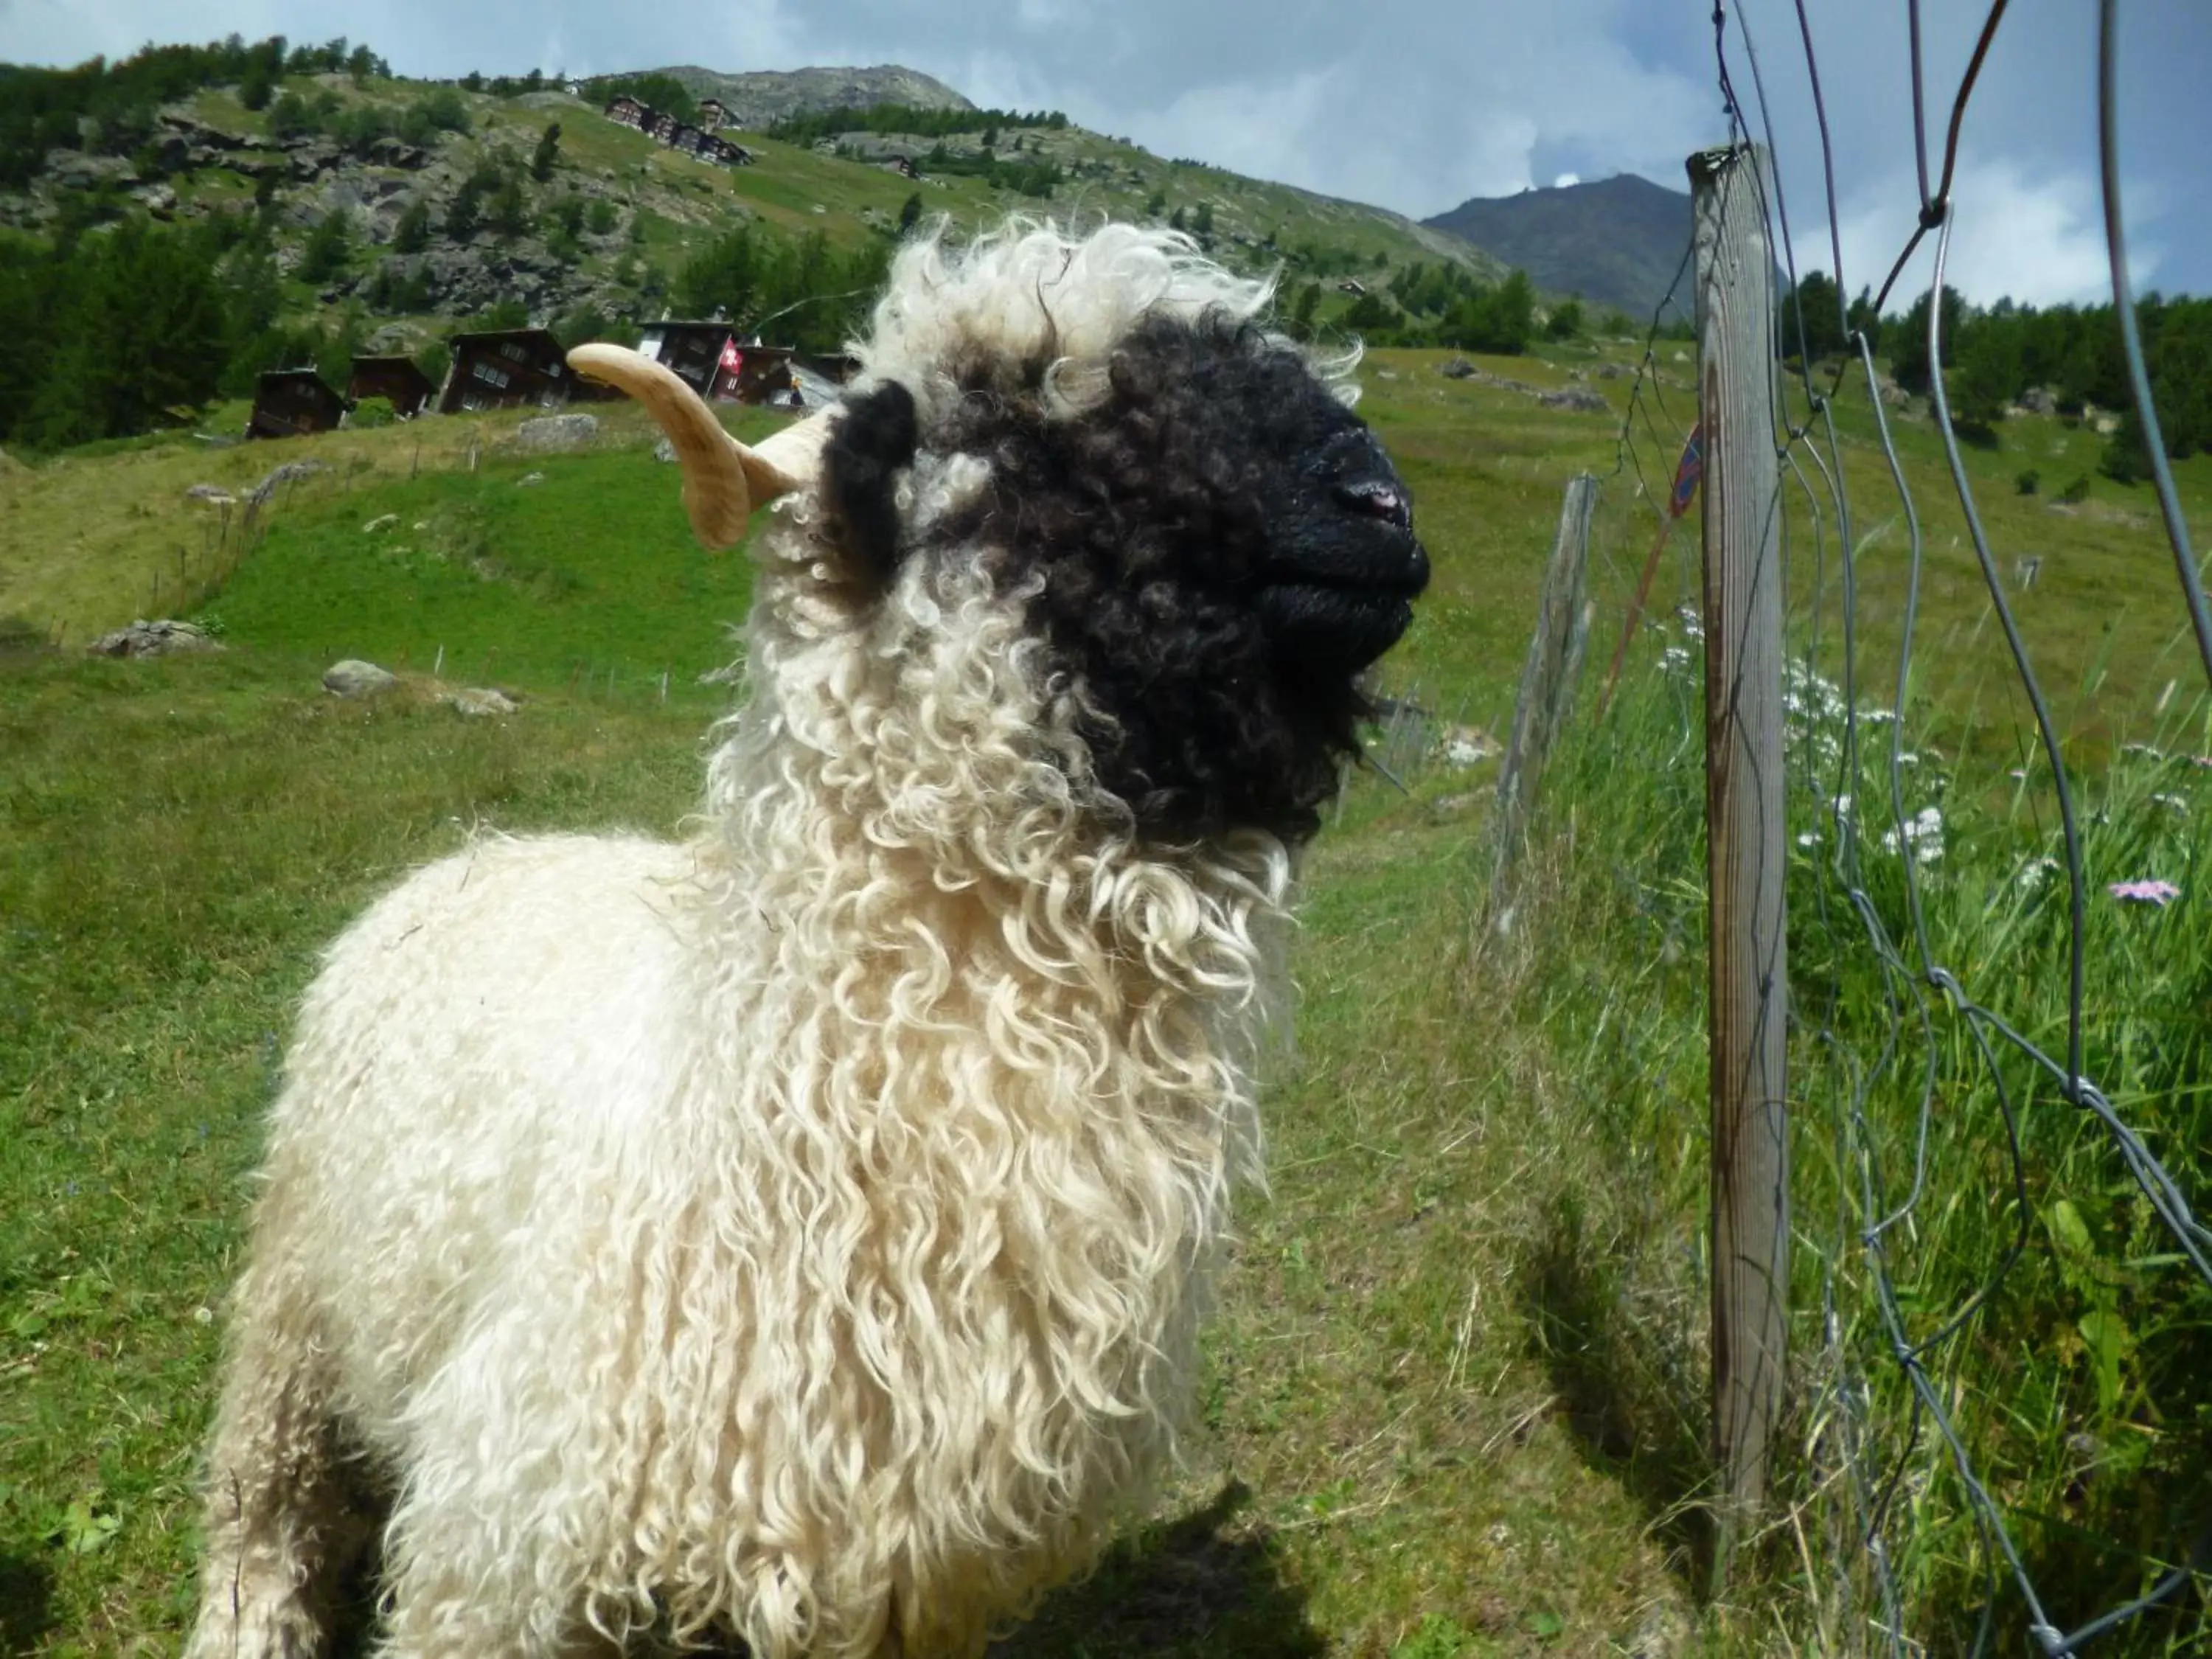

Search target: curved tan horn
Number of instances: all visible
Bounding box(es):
[567,344,832,550]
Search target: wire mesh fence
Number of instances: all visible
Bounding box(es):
[1587,2,2212,1650]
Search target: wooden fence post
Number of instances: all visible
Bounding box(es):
[1489,472,1599,919]
[1689,142,1789,1583]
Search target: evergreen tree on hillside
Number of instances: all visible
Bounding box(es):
[531,122,562,183]
[488,173,530,239]
[1846,285,1881,353]
[1950,315,2022,434]
[296,209,352,284]
[392,198,431,254]
[1888,285,1966,396]
[8,222,232,448]
[445,183,481,243]
[1781,269,1846,360]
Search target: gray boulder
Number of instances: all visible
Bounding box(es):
[323,659,398,698]
[1539,387,1610,414]
[514,414,599,453]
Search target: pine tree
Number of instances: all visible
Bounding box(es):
[392,198,430,254]
[1950,316,2022,434]
[488,174,529,239]
[445,184,481,242]
[530,122,561,183]
[297,209,352,284]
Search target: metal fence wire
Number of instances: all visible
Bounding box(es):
[1598,2,2212,1651]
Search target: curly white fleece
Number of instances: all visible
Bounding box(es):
[188,222,1318,1659]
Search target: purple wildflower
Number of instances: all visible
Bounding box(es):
[2109,879,2182,906]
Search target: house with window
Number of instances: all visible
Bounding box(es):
[637,321,797,405]
[347,355,437,419]
[601,97,754,166]
[248,369,347,439]
[435,328,599,415]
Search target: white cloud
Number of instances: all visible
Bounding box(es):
[1553,173,1582,189]
[1107,70,1337,182]
[1832,157,2148,309]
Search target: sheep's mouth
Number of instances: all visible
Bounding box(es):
[1259,567,1424,672]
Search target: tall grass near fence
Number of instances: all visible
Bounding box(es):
[1504,582,2212,1650]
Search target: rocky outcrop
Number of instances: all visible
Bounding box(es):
[655,64,974,130]
[86,619,223,658]
[1539,387,1610,414]
[45,150,139,191]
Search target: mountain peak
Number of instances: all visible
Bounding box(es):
[1423,173,1694,321]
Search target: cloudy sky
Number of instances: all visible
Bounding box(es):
[4,0,2207,307]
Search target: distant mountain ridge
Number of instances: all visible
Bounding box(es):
[650,64,975,130]
[1423,174,1693,323]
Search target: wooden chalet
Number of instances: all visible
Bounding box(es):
[602,97,754,166]
[248,369,347,440]
[697,97,729,130]
[637,321,796,405]
[347,356,436,419]
[436,328,604,415]
[878,155,919,181]
[701,132,756,166]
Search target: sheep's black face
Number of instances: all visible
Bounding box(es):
[830,311,1429,846]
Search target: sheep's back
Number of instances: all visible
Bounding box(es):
[251,831,711,1435]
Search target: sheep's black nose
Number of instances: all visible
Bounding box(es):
[1334,477,1411,530]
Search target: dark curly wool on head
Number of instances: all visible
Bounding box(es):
[914,310,1430,846]
[819,378,921,591]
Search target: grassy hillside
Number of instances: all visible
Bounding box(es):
[3,344,2210,1655]
[0,60,1506,386]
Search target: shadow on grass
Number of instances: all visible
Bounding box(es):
[0,1552,55,1658]
[987,1480,1325,1659]
[1517,1190,1717,1595]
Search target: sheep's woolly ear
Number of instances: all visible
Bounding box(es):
[567,344,830,550]
[818,380,919,591]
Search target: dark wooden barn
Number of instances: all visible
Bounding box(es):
[347,356,436,419]
[637,322,798,406]
[436,329,597,415]
[248,369,347,440]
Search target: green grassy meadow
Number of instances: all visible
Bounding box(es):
[3,344,2211,1655]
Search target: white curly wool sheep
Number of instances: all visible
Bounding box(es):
[187,220,1430,1659]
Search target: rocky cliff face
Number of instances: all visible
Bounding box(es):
[654,64,974,128]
